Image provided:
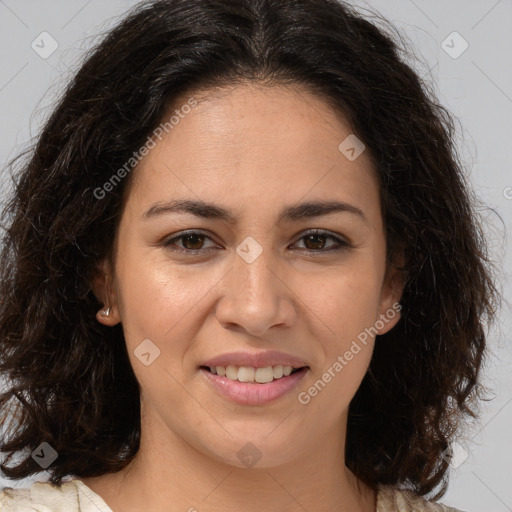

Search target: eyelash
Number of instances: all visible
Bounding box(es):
[162,229,351,255]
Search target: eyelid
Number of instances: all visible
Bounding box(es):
[162,228,351,254]
[162,229,221,251]
[292,228,350,244]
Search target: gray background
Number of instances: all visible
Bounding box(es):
[0,1,511,511]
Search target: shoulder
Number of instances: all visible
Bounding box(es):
[0,479,107,512]
[0,480,80,511]
[377,484,466,512]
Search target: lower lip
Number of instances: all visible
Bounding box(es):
[199,367,308,406]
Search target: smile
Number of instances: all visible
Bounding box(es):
[203,364,304,383]
[199,365,309,405]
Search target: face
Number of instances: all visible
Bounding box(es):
[95,83,402,469]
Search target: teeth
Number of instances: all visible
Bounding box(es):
[273,365,284,379]
[208,364,300,383]
[255,367,274,383]
[238,367,255,382]
[226,365,238,380]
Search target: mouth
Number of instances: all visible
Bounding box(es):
[199,364,309,405]
[199,364,308,384]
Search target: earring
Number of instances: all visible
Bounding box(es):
[100,307,111,317]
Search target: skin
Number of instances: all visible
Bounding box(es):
[85,82,403,512]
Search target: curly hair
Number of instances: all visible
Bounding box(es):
[0,0,499,499]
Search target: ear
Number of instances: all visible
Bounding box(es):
[92,258,121,326]
[376,251,405,335]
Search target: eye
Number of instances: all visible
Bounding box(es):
[290,229,350,254]
[162,228,350,255]
[162,230,219,253]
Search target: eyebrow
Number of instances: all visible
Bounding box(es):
[142,199,366,223]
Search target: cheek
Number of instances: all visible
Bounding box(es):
[296,270,377,419]
[113,253,208,406]
[296,261,384,343]
[293,257,382,408]
[114,248,227,380]
[299,348,373,432]
[115,248,211,332]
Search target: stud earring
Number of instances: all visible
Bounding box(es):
[100,307,111,317]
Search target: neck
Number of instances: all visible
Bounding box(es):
[82,409,376,512]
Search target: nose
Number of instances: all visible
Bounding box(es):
[215,242,297,337]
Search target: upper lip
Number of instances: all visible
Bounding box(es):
[201,350,308,369]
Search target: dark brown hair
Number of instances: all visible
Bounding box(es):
[0,0,499,499]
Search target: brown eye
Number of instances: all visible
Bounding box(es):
[303,233,329,250]
[292,230,350,254]
[180,233,206,250]
[163,231,218,253]
[162,229,350,255]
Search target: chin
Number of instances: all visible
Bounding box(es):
[202,432,305,470]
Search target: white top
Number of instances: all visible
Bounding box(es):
[0,479,464,511]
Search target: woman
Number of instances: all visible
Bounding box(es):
[0,0,498,511]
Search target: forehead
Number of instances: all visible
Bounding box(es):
[124,82,380,226]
